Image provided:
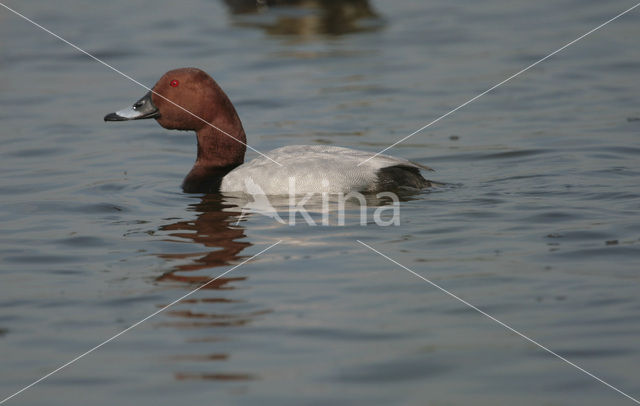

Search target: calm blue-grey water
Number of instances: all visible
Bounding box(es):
[1,1,640,405]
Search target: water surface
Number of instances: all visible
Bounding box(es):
[1,0,640,405]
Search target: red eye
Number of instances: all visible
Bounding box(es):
[170,79,179,87]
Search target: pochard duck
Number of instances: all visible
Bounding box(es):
[105,68,432,194]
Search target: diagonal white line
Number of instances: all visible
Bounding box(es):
[0,240,281,405]
[357,240,640,405]
[358,2,640,166]
[0,2,283,167]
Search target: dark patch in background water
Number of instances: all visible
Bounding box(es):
[1,1,640,405]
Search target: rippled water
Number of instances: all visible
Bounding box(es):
[1,0,640,405]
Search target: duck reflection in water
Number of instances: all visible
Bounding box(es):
[157,195,250,283]
[223,0,382,36]
[154,194,268,381]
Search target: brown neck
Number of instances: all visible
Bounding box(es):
[183,102,247,193]
[194,86,247,168]
[194,124,246,168]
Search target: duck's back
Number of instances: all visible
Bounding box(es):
[219,145,431,194]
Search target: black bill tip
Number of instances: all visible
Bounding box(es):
[104,112,128,121]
